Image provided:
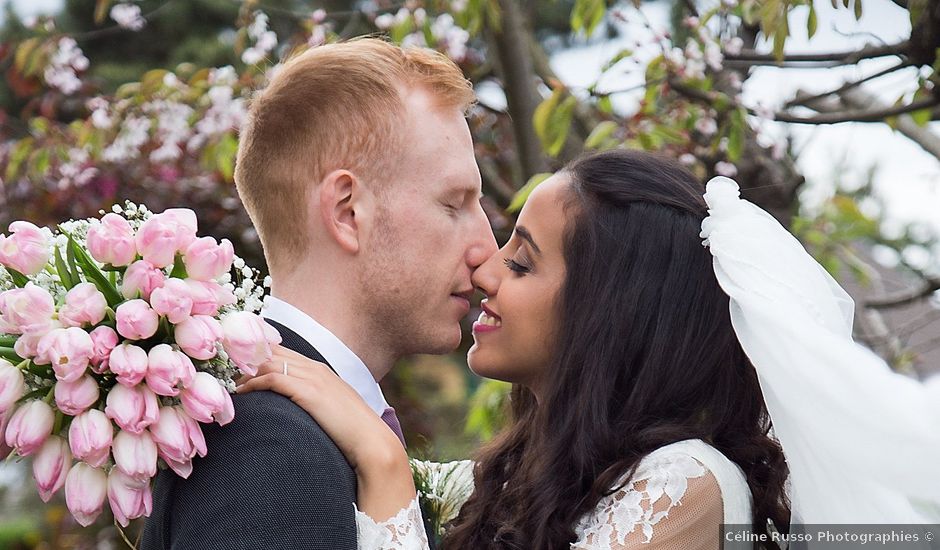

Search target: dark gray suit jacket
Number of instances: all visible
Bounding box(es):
[141,320,367,549]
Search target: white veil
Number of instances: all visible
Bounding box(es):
[700,176,940,526]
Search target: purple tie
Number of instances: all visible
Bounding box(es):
[381,406,406,447]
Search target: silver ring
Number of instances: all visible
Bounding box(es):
[282,361,289,376]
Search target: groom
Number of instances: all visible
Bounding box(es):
[142,39,496,549]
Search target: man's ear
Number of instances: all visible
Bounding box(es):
[317,169,372,254]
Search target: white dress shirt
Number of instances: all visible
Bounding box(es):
[260,295,389,417]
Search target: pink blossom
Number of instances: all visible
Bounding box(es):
[186,279,235,316]
[135,209,197,268]
[221,312,282,376]
[33,435,71,502]
[54,374,99,415]
[180,371,234,425]
[0,283,55,335]
[121,260,166,300]
[149,406,206,478]
[5,400,55,456]
[112,429,158,480]
[105,383,159,434]
[183,237,234,281]
[145,344,195,397]
[86,213,137,266]
[108,468,152,527]
[35,327,95,383]
[65,462,108,526]
[108,343,149,386]
[13,321,59,359]
[88,325,119,373]
[68,409,113,468]
[149,278,193,324]
[58,283,108,328]
[175,315,223,360]
[0,221,49,276]
[115,299,159,340]
[0,359,25,414]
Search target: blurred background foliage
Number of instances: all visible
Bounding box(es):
[1,0,939,546]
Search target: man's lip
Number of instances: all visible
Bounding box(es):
[480,300,501,320]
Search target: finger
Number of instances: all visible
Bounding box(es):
[235,373,292,395]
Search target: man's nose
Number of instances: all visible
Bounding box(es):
[466,206,498,269]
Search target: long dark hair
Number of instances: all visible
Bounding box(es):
[445,149,790,549]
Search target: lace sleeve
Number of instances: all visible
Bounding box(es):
[354,496,430,550]
[572,453,724,550]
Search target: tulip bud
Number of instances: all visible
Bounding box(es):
[0,359,25,414]
[33,435,71,502]
[149,278,193,324]
[54,374,99,416]
[115,299,159,340]
[65,462,108,526]
[186,279,235,316]
[89,325,119,373]
[5,400,55,456]
[145,344,195,397]
[149,406,206,478]
[135,209,197,268]
[175,315,223,360]
[68,409,113,468]
[35,327,95,382]
[87,213,137,267]
[221,312,281,376]
[0,283,55,335]
[108,343,149,386]
[0,221,49,276]
[58,283,108,328]
[105,383,159,434]
[112,430,158,480]
[183,236,234,281]
[121,260,165,301]
[180,372,234,425]
[108,468,153,527]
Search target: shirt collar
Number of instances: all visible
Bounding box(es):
[260,295,389,416]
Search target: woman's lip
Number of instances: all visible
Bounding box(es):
[480,301,501,320]
[472,321,501,334]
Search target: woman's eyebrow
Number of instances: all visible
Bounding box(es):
[514,226,541,256]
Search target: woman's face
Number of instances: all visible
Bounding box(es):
[468,173,571,395]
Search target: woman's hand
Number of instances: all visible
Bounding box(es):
[236,345,417,521]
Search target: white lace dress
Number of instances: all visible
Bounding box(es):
[355,439,753,549]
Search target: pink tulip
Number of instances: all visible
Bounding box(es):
[149,278,193,324]
[54,375,99,415]
[149,406,206,478]
[186,279,235,316]
[64,462,108,526]
[145,344,195,397]
[0,409,12,458]
[68,409,112,468]
[108,343,149,386]
[35,327,95,383]
[112,429,158,480]
[0,221,49,276]
[183,237,234,281]
[105,383,159,434]
[0,283,55,335]
[0,359,25,414]
[12,321,59,359]
[121,260,165,300]
[5,400,54,456]
[175,315,223,360]
[221,312,282,376]
[58,283,108,328]
[108,468,153,527]
[88,325,119,373]
[135,209,197,268]
[115,299,159,340]
[180,372,234,425]
[86,213,137,267]
[33,435,71,502]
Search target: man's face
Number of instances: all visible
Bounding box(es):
[358,88,497,356]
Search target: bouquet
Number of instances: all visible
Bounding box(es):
[0,202,280,529]
[411,459,474,543]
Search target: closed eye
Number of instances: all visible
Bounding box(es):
[504,258,530,274]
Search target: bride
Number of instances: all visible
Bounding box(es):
[236,149,940,549]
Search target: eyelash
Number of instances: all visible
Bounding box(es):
[504,258,531,274]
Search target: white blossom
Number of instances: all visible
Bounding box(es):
[44,37,88,95]
[110,3,146,31]
[715,161,738,177]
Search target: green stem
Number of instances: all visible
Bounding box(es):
[43,387,54,404]
[0,347,24,364]
[53,411,64,435]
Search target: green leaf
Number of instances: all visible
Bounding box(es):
[533,89,576,157]
[94,0,113,24]
[601,49,634,73]
[169,254,188,279]
[807,4,818,38]
[597,95,613,114]
[585,121,619,149]
[5,138,34,182]
[0,347,24,364]
[65,236,82,284]
[508,173,552,213]
[216,133,239,182]
[68,235,123,307]
[6,269,28,288]
[772,15,789,62]
[54,245,77,290]
[853,0,862,19]
[727,107,747,162]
